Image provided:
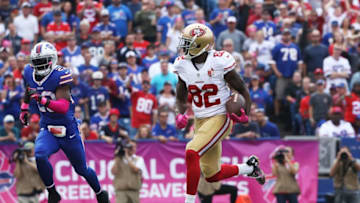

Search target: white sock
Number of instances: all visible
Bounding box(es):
[237,163,254,175]
[185,194,196,203]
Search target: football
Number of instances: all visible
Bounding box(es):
[226,93,246,116]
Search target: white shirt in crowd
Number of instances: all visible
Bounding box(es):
[167,28,182,54]
[323,56,351,93]
[13,14,39,41]
[248,40,274,65]
[148,62,175,79]
[318,120,355,138]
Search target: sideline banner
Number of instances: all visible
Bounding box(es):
[0,140,318,203]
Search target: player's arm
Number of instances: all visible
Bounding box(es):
[224,69,251,114]
[175,77,188,114]
[31,85,71,114]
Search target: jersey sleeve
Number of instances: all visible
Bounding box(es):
[173,56,187,83]
[56,67,73,86]
[218,51,236,74]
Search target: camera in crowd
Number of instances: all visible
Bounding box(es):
[340,152,349,161]
[114,137,133,157]
[273,148,289,164]
[10,148,29,163]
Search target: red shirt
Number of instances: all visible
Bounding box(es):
[85,131,98,140]
[21,126,40,141]
[299,95,310,119]
[77,1,102,30]
[33,2,52,17]
[131,91,157,128]
[134,40,150,57]
[345,93,360,123]
[46,22,71,50]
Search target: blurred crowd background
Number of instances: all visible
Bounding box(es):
[0,0,360,144]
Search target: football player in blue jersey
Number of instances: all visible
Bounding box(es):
[19,41,109,203]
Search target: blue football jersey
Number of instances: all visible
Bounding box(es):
[272,43,302,78]
[88,87,109,116]
[23,65,78,136]
[254,20,277,40]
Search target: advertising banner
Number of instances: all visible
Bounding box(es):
[0,140,318,203]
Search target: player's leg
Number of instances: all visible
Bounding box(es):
[60,135,109,202]
[213,184,238,203]
[184,115,232,203]
[34,130,61,202]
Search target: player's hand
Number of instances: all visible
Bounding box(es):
[20,111,29,125]
[175,114,188,129]
[229,109,249,123]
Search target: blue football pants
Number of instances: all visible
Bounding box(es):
[34,129,101,193]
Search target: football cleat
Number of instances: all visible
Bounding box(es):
[246,155,266,185]
[96,190,110,203]
[48,190,61,203]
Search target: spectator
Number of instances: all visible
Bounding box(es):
[118,34,141,62]
[323,44,351,93]
[330,147,360,203]
[13,142,45,203]
[255,108,280,138]
[127,0,142,19]
[303,29,329,76]
[130,79,157,135]
[46,10,71,51]
[231,103,260,139]
[98,41,116,67]
[243,25,257,52]
[344,82,360,125]
[216,16,247,53]
[94,9,119,41]
[3,23,22,55]
[63,1,80,32]
[314,68,325,82]
[21,114,40,142]
[80,120,99,140]
[111,139,144,203]
[135,124,153,140]
[76,0,102,30]
[107,0,133,38]
[142,44,159,70]
[332,83,347,110]
[88,71,110,117]
[2,74,22,120]
[158,82,176,125]
[271,28,303,116]
[318,106,355,137]
[272,147,300,203]
[112,63,131,118]
[33,0,52,21]
[194,8,212,29]
[62,36,83,69]
[40,0,64,35]
[247,2,263,26]
[250,74,271,110]
[90,102,109,131]
[209,0,234,37]
[254,9,277,40]
[134,0,157,42]
[78,51,98,81]
[87,27,105,65]
[249,30,274,70]
[14,2,39,43]
[0,115,19,142]
[221,39,244,70]
[126,51,144,83]
[152,108,177,142]
[157,2,177,44]
[309,79,332,128]
[181,0,198,26]
[77,19,91,45]
[99,108,128,143]
[148,50,175,80]
[74,105,84,121]
[284,71,303,134]
[133,28,150,56]
[71,69,89,114]
[166,17,184,55]
[151,60,178,95]
[299,82,316,135]
[15,39,30,58]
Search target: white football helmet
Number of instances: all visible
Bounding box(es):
[30,41,58,76]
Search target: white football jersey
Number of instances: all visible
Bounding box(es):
[174,50,236,118]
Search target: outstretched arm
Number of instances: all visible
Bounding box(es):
[224,69,251,114]
[176,77,188,115]
[31,85,71,114]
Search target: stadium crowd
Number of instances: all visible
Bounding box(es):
[1,0,360,144]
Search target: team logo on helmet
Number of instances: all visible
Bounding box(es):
[190,27,206,37]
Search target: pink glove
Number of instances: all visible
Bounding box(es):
[31,93,48,106]
[175,114,188,129]
[20,103,29,125]
[228,108,249,123]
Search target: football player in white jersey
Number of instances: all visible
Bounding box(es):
[174,23,266,203]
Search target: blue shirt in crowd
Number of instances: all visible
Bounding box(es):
[259,121,280,138]
[151,73,178,95]
[272,42,302,78]
[152,123,177,138]
[209,8,234,37]
[254,20,277,40]
[87,87,109,117]
[107,4,133,37]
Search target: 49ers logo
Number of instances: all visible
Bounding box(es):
[190,27,206,37]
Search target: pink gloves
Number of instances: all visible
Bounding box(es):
[20,103,29,125]
[176,114,188,129]
[228,108,249,123]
